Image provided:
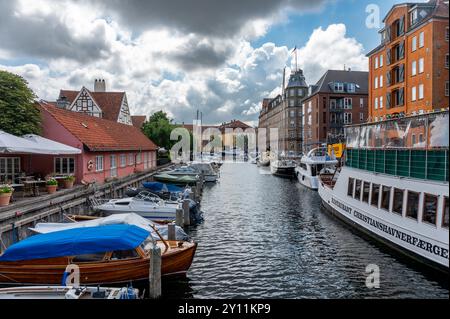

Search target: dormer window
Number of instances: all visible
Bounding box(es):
[347,83,356,93]
[410,9,418,26]
[334,82,344,92]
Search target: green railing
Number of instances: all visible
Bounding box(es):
[346,148,449,182]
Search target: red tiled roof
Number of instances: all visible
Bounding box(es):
[59,89,126,122]
[219,120,252,129]
[131,116,147,128]
[38,102,158,152]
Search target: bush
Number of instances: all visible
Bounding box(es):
[0,185,14,194]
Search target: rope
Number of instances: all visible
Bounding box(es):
[0,273,20,283]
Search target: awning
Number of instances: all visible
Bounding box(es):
[0,130,81,155]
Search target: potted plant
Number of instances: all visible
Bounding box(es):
[0,185,14,207]
[46,178,58,194]
[63,175,75,189]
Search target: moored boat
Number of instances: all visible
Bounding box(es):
[153,173,199,185]
[295,147,338,190]
[270,159,296,178]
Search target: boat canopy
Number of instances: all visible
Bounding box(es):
[0,224,150,262]
[142,181,183,193]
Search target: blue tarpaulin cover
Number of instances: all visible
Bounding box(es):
[0,224,150,262]
[142,181,183,193]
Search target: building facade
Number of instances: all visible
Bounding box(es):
[258,69,308,155]
[367,0,449,121]
[301,70,369,152]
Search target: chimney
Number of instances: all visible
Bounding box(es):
[94,79,106,92]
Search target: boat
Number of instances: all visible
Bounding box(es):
[153,173,199,185]
[93,191,180,221]
[295,147,338,190]
[270,159,296,178]
[189,162,218,182]
[0,286,139,299]
[318,111,449,273]
[139,181,192,200]
[256,151,271,167]
[0,224,197,285]
[163,166,200,177]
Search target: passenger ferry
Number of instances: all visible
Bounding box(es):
[318,111,449,272]
[295,147,338,190]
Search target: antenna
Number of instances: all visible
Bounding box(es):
[282,66,286,96]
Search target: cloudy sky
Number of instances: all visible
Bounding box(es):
[0,0,421,126]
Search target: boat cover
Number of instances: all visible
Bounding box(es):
[142,182,183,193]
[29,213,190,241]
[0,224,150,262]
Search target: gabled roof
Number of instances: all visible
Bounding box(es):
[308,70,369,96]
[59,89,126,122]
[131,116,147,129]
[38,101,158,152]
[219,120,251,129]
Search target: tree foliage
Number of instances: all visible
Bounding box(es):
[142,110,178,151]
[0,70,41,136]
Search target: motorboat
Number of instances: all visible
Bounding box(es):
[189,162,218,182]
[163,166,200,177]
[139,181,192,200]
[295,147,338,190]
[270,159,296,178]
[153,173,199,185]
[0,224,197,285]
[0,286,139,299]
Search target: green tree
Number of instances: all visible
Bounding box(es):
[142,110,178,151]
[0,70,41,135]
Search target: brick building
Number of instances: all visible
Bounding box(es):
[301,70,369,152]
[367,0,449,121]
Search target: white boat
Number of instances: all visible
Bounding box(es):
[270,159,296,177]
[295,147,338,190]
[0,286,139,299]
[318,111,449,273]
[189,162,218,182]
[93,191,181,221]
[163,166,200,177]
[256,151,271,167]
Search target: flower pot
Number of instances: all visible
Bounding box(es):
[46,185,58,194]
[0,193,12,207]
[64,180,74,189]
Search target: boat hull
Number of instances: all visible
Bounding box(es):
[318,167,449,273]
[295,167,318,190]
[0,242,197,285]
[270,165,295,178]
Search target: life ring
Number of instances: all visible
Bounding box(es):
[87,160,94,171]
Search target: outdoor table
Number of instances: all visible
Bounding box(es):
[23,180,46,197]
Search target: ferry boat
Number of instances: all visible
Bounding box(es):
[295,147,338,190]
[318,111,449,272]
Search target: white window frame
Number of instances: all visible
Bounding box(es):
[54,157,75,175]
[344,98,352,109]
[379,54,383,67]
[419,32,424,48]
[374,97,378,110]
[110,155,117,178]
[412,36,417,52]
[418,84,424,100]
[95,156,104,172]
[412,60,417,76]
[445,81,450,97]
[360,113,364,122]
[0,157,21,183]
[360,98,364,108]
[412,86,417,101]
[419,58,424,74]
[129,153,134,166]
[374,77,378,89]
[379,75,383,88]
[136,153,142,164]
[375,57,379,69]
[380,96,383,109]
[120,154,127,168]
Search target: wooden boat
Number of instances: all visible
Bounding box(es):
[0,224,197,285]
[0,286,139,299]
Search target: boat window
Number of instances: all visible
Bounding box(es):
[300,163,307,170]
[393,188,404,215]
[311,165,317,177]
[354,180,362,200]
[422,193,438,226]
[72,253,106,263]
[362,182,370,203]
[381,186,391,211]
[371,184,380,208]
[443,196,449,229]
[406,191,420,220]
[115,202,130,206]
[110,249,139,260]
[347,178,354,197]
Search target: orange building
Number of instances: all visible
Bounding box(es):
[367,0,449,121]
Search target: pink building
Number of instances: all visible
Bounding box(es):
[36,101,158,185]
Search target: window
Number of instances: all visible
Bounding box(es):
[379,54,383,67]
[129,153,134,166]
[381,186,391,211]
[374,77,378,89]
[72,253,105,263]
[347,83,356,93]
[347,178,354,197]
[412,134,416,146]
[54,157,75,175]
[380,96,383,109]
[110,155,117,178]
[374,57,378,69]
[393,188,404,215]
[343,112,352,124]
[379,75,383,88]
[410,9,418,26]
[120,154,127,168]
[136,153,142,164]
[406,191,420,220]
[418,84,424,100]
[289,99,295,107]
[412,86,417,101]
[374,97,378,109]
[446,27,449,42]
[419,31,424,48]
[334,82,344,92]
[445,54,449,68]
[423,194,438,225]
[344,98,352,109]
[445,81,449,97]
[360,113,364,122]
[418,58,424,73]
[371,184,380,208]
[95,156,104,172]
[443,197,449,228]
[362,181,370,203]
[354,179,362,200]
[360,98,364,108]
[290,89,295,97]
[412,36,417,52]
[290,120,295,128]
[290,110,296,117]
[0,157,21,183]
[110,249,139,260]
[411,60,417,76]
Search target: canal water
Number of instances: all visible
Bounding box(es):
[163,163,448,299]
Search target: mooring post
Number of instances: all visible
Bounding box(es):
[149,244,162,299]
[168,222,176,241]
[182,199,190,226]
[176,208,184,227]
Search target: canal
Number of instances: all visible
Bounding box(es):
[163,163,448,299]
